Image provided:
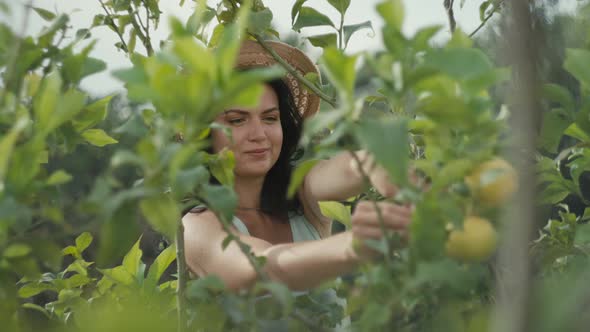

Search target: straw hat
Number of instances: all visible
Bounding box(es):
[236,40,321,118]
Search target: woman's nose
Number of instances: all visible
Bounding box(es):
[247,119,266,141]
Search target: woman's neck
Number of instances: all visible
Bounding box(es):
[233,175,265,210]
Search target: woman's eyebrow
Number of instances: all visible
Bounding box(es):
[261,107,279,114]
[223,110,249,115]
[224,107,279,115]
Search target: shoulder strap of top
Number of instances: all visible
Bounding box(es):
[289,213,321,241]
[296,174,332,239]
[231,216,250,235]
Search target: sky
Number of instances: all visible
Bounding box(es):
[1,0,582,95]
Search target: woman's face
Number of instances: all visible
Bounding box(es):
[211,84,283,178]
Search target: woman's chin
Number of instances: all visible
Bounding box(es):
[234,166,272,178]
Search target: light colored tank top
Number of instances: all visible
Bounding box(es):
[231,212,351,331]
[232,211,322,242]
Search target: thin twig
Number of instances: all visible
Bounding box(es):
[127,7,153,56]
[444,0,456,33]
[132,2,148,34]
[251,34,338,108]
[97,0,129,53]
[211,209,269,281]
[142,0,151,43]
[469,0,505,38]
[175,221,189,332]
[348,151,394,264]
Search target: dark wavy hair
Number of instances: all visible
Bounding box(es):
[259,79,304,218]
[204,79,304,219]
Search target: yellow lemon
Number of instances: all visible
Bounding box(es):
[465,158,518,206]
[445,216,498,262]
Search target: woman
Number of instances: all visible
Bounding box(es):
[182,40,413,292]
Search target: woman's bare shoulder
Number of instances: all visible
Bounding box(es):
[182,209,226,235]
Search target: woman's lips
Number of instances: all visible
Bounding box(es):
[245,148,269,157]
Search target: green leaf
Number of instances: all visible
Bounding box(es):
[574,222,590,245]
[424,48,493,80]
[208,149,235,186]
[75,28,90,40]
[73,95,112,132]
[291,0,308,26]
[122,238,143,276]
[22,303,51,319]
[75,232,93,254]
[256,281,294,315]
[287,159,319,198]
[565,123,590,142]
[412,25,442,51]
[248,8,273,35]
[185,275,225,300]
[33,7,56,21]
[564,48,590,88]
[479,1,492,21]
[65,259,93,276]
[46,170,73,186]
[327,0,351,16]
[543,83,575,112]
[376,0,404,31]
[145,244,176,289]
[0,116,28,185]
[538,109,572,153]
[62,246,80,258]
[292,6,335,31]
[18,283,55,298]
[99,266,134,286]
[34,72,61,131]
[139,194,179,241]
[38,14,69,47]
[319,201,351,228]
[356,117,409,186]
[321,47,357,101]
[4,243,32,258]
[539,182,571,205]
[343,21,373,48]
[201,185,237,222]
[307,33,337,48]
[82,129,118,147]
[82,57,107,78]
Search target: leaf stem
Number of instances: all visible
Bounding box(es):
[97,0,129,53]
[469,0,505,38]
[175,220,189,332]
[127,7,153,56]
[348,151,394,264]
[251,34,338,108]
[212,210,269,281]
[444,0,456,33]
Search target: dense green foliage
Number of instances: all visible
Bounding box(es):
[1,0,590,331]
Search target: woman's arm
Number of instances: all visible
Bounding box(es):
[183,210,358,292]
[304,150,398,202]
[183,201,411,292]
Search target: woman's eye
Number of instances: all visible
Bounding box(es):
[227,118,245,125]
[264,116,279,123]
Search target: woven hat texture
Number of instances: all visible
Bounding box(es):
[237,40,320,118]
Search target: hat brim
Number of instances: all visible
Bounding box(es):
[236,40,320,119]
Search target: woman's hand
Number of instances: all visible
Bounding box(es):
[349,151,422,199]
[349,201,413,260]
[349,151,398,197]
